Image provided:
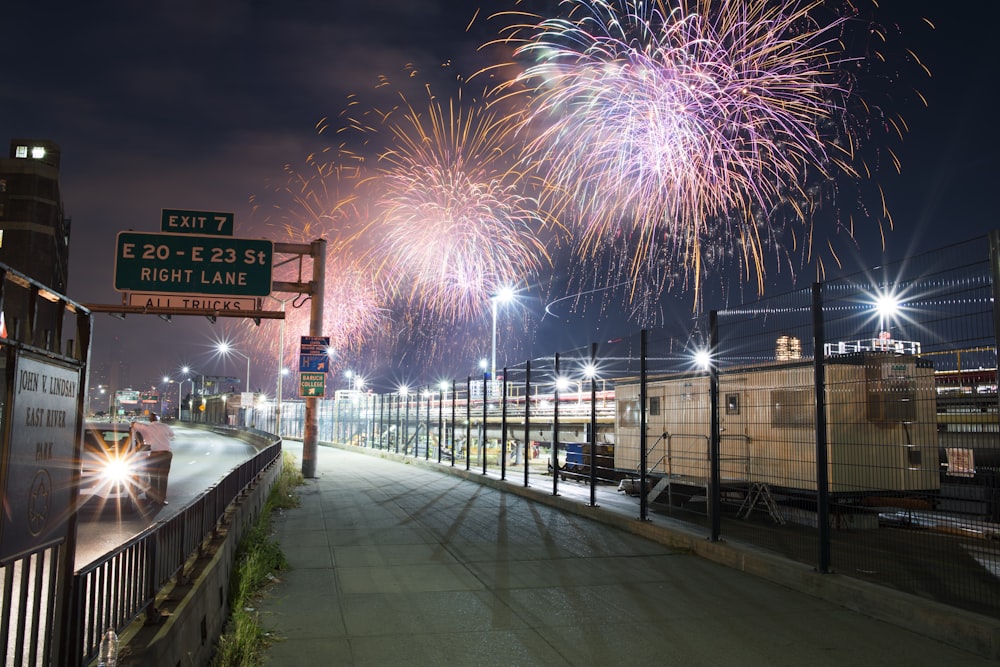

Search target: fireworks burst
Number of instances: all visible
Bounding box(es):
[245,151,389,374]
[493,0,921,304]
[355,82,556,322]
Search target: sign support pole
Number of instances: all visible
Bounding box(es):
[301,238,326,478]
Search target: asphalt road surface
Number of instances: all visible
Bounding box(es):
[74,423,256,569]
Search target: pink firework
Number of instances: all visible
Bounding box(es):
[357,83,555,322]
[493,0,921,302]
[245,150,388,372]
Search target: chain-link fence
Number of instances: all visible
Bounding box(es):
[250,232,1000,617]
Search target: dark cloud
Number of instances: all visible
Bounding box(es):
[1,0,997,390]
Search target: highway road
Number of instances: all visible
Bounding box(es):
[74,423,257,569]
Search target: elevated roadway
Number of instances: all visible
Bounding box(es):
[74,423,256,568]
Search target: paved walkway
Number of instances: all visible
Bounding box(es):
[258,444,995,666]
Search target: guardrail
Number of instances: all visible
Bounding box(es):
[66,427,281,666]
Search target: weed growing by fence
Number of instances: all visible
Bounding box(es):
[211,451,303,667]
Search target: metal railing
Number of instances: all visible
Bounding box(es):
[66,430,281,665]
[244,232,1000,619]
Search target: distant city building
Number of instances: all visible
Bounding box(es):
[776,334,802,361]
[0,139,70,289]
[0,139,71,341]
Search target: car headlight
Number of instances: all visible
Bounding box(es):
[101,457,137,484]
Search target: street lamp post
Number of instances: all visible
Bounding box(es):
[178,379,189,420]
[271,294,295,438]
[217,342,251,391]
[161,376,173,418]
[178,366,196,422]
[490,286,516,383]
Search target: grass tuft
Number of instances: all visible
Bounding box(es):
[211,450,303,667]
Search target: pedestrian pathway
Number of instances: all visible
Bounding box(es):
[258,444,995,666]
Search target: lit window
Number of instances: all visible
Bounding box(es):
[0,230,4,248]
[0,178,5,192]
[31,146,46,159]
[14,145,28,158]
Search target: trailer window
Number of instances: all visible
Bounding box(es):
[618,399,641,428]
[771,389,814,428]
[648,396,660,416]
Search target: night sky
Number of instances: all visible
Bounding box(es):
[1,0,997,393]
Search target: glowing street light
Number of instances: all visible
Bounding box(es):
[217,341,251,390]
[178,366,197,421]
[160,375,175,417]
[693,348,712,371]
[873,290,902,334]
[490,286,516,382]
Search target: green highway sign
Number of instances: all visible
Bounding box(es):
[161,209,234,236]
[115,231,273,296]
[300,372,326,398]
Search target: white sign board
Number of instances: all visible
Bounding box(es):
[128,292,259,311]
[1,355,81,563]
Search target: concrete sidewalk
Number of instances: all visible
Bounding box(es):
[258,444,996,666]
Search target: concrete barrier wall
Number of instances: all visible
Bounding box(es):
[110,433,280,666]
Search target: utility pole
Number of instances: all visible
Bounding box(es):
[272,239,327,478]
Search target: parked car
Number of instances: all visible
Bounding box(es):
[78,421,150,515]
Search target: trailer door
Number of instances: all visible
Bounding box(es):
[718,389,750,480]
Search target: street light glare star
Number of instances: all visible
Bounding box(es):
[874,292,901,318]
[494,285,516,305]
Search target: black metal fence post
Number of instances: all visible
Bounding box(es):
[524,360,531,487]
[639,330,649,521]
[988,231,1000,515]
[589,342,599,507]
[450,379,457,467]
[404,391,411,456]
[437,385,444,463]
[552,352,560,496]
[812,283,831,573]
[709,312,721,541]
[479,373,486,474]
[376,394,382,449]
[501,369,509,481]
[465,376,472,471]
[394,393,401,454]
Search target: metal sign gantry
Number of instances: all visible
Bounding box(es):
[86,238,328,478]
